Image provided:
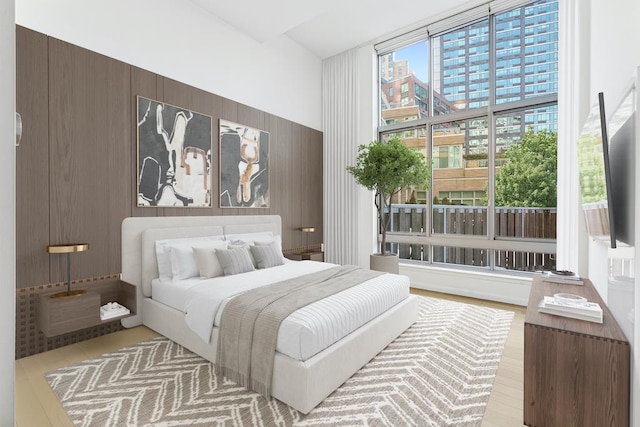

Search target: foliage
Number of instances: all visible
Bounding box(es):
[408,191,417,204]
[494,128,557,208]
[347,137,431,254]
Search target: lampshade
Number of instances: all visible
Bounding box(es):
[46,243,90,298]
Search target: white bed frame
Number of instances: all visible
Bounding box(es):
[121,215,418,414]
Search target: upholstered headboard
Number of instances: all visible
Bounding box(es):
[121,215,282,327]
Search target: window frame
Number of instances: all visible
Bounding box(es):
[376,0,558,272]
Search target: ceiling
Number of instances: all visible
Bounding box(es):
[189,0,473,59]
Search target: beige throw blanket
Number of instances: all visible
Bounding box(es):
[215,265,385,398]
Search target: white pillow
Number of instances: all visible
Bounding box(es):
[169,240,228,280]
[155,235,224,280]
[193,241,229,278]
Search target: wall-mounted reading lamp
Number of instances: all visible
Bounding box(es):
[46,243,90,298]
[299,227,315,254]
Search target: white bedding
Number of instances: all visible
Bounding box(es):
[153,261,410,361]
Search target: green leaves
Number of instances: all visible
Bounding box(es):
[346,137,431,203]
[495,128,557,208]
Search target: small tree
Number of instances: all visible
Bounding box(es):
[347,137,431,255]
[495,128,557,208]
[408,191,417,204]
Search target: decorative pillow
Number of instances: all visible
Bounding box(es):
[254,238,285,261]
[215,247,255,276]
[155,235,224,280]
[250,242,284,269]
[230,234,283,258]
[228,241,257,266]
[193,241,229,278]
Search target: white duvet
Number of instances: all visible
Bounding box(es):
[156,261,410,361]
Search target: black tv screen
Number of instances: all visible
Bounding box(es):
[578,91,635,248]
[608,92,635,247]
[577,92,616,248]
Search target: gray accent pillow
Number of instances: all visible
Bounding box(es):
[250,242,284,269]
[215,247,255,276]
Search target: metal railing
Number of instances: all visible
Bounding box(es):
[384,204,557,271]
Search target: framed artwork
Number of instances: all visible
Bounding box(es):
[136,96,212,207]
[219,119,270,208]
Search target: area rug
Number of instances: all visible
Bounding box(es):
[45,296,514,427]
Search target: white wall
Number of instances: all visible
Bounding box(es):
[15,0,322,131]
[590,0,640,112]
[588,0,640,423]
[0,0,15,423]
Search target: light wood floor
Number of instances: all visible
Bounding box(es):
[411,289,527,427]
[16,289,526,426]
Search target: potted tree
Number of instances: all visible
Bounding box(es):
[347,137,431,273]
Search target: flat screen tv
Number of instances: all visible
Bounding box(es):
[577,91,635,248]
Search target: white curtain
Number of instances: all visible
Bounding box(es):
[322,48,368,266]
[556,0,590,274]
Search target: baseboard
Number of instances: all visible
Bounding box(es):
[401,263,532,306]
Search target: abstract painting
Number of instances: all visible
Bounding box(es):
[136,96,212,207]
[219,119,269,208]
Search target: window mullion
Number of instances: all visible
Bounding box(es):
[376,0,559,273]
[488,7,497,272]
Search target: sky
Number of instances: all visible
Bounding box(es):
[393,40,429,83]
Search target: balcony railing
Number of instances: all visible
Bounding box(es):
[384,204,557,271]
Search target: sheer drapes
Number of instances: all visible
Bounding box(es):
[557,0,590,273]
[322,49,368,266]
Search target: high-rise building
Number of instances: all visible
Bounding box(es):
[435,0,558,150]
[379,0,558,206]
[380,52,453,121]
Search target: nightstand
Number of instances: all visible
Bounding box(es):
[37,280,136,337]
[285,251,324,262]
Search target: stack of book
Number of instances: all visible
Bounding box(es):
[541,270,584,285]
[538,295,603,323]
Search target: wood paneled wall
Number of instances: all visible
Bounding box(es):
[15,25,323,289]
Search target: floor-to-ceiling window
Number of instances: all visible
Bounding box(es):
[377,0,558,273]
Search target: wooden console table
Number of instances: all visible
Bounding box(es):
[524,274,629,426]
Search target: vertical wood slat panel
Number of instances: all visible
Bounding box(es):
[15,27,49,288]
[17,25,323,288]
[48,38,131,281]
[309,129,324,250]
[300,126,312,250]
[291,123,305,247]
[269,116,292,248]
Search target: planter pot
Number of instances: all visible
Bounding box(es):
[370,253,399,274]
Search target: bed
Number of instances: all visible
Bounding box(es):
[121,215,419,414]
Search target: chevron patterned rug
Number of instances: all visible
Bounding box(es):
[45,296,514,426]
